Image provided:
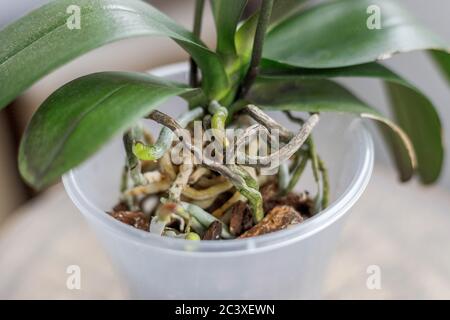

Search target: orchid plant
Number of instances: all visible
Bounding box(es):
[1,0,449,239]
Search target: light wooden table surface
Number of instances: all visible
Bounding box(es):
[1,165,449,299]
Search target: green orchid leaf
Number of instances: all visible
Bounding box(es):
[218,9,260,106]
[263,0,450,68]
[261,61,443,183]
[211,0,248,56]
[235,0,309,69]
[430,49,450,84]
[0,0,228,109]
[261,59,404,80]
[363,112,417,182]
[246,76,416,181]
[269,0,308,27]
[235,13,258,61]
[384,82,443,183]
[19,72,196,189]
[224,0,309,105]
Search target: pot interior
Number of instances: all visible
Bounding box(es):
[63,63,374,252]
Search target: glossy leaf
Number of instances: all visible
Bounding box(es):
[263,0,450,68]
[217,9,258,106]
[246,76,416,181]
[431,49,450,84]
[0,0,228,109]
[234,0,309,67]
[261,61,443,183]
[211,0,247,56]
[226,0,309,104]
[19,72,195,189]
[385,82,443,183]
[269,0,308,27]
[235,13,258,61]
[232,0,308,82]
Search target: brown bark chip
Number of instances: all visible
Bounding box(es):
[202,221,222,240]
[229,202,244,236]
[229,201,253,236]
[239,206,303,239]
[109,211,149,231]
[260,179,314,217]
[264,192,314,217]
[112,202,128,212]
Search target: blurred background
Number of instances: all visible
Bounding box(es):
[0,0,449,299]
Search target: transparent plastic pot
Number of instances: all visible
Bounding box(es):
[63,63,374,299]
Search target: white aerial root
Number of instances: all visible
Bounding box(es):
[244,104,293,142]
[160,152,176,180]
[182,181,234,200]
[242,114,319,168]
[168,153,193,202]
[188,167,210,185]
[190,197,217,209]
[143,171,165,184]
[193,175,228,188]
[126,178,171,197]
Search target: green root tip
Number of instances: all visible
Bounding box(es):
[185,232,201,241]
[132,141,156,161]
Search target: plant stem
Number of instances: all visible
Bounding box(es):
[285,111,328,206]
[239,0,274,98]
[285,153,308,194]
[120,165,128,193]
[318,156,330,209]
[119,164,135,209]
[189,0,205,87]
[307,136,320,182]
[123,127,147,186]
